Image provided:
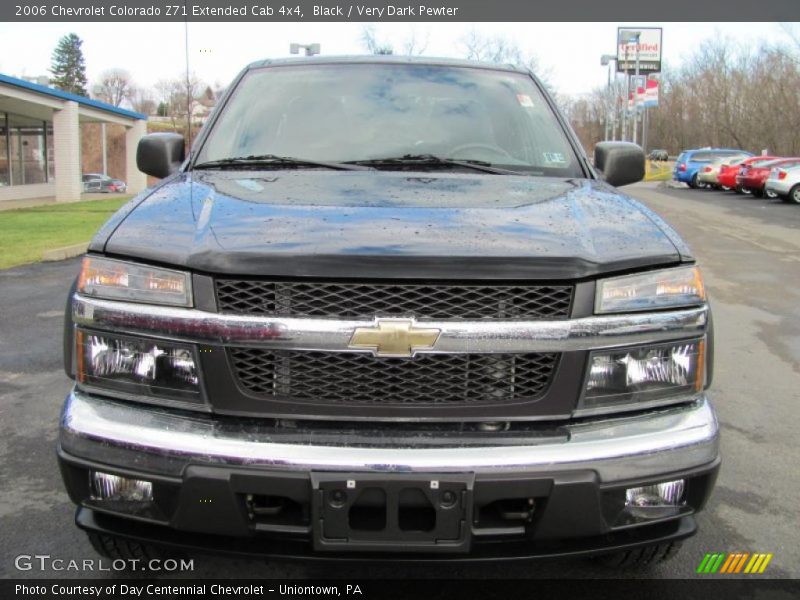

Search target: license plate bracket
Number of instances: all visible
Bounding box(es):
[310,473,474,552]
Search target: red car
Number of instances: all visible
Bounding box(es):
[725,156,780,193]
[737,158,800,197]
[716,157,765,191]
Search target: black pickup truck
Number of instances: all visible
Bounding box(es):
[58,56,718,567]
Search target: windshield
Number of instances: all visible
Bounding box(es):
[196,63,582,177]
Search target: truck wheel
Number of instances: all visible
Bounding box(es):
[594,541,683,569]
[786,185,800,205]
[87,532,181,565]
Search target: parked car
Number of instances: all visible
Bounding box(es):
[697,154,750,189]
[765,164,800,204]
[736,158,800,198]
[717,156,779,193]
[649,149,669,161]
[673,148,752,188]
[82,173,127,193]
[59,56,717,567]
[733,157,786,195]
[110,178,127,193]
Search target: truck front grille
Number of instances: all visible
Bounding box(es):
[215,280,573,320]
[229,349,559,406]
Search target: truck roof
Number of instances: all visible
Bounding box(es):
[246,54,528,74]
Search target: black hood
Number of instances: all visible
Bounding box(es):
[95,170,688,280]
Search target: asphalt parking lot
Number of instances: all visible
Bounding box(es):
[0,181,798,580]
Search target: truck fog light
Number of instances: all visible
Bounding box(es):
[76,330,201,404]
[91,471,153,502]
[578,339,705,415]
[626,479,685,509]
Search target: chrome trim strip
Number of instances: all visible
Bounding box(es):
[61,390,719,482]
[72,294,708,354]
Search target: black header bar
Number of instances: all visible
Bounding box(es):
[2,0,799,22]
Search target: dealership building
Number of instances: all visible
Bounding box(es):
[0,73,147,204]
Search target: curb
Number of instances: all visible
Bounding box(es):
[42,242,88,262]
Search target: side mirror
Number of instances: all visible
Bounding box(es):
[594,142,645,187]
[136,133,185,179]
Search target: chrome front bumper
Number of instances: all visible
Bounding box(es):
[61,390,719,483]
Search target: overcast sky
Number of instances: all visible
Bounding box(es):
[0,22,794,97]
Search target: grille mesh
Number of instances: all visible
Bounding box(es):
[230,349,558,406]
[215,280,573,319]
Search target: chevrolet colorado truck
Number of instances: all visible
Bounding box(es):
[58,56,719,566]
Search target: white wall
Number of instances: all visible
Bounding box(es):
[0,182,56,203]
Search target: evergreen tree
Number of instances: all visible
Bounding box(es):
[50,33,88,96]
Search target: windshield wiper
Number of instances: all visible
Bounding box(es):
[193,155,372,171]
[343,154,521,175]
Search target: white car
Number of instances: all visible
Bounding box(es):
[697,155,749,189]
[764,164,800,204]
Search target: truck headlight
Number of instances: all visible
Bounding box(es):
[78,256,192,307]
[596,266,705,314]
[578,339,705,415]
[76,330,202,405]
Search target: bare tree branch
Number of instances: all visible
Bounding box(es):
[92,69,133,107]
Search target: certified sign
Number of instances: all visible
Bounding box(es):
[617,27,663,74]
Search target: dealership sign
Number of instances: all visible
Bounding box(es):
[628,79,659,109]
[617,27,662,73]
[641,79,659,107]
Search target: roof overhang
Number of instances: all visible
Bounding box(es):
[0,72,147,125]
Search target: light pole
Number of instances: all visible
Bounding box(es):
[600,54,617,141]
[619,30,642,145]
[290,43,321,56]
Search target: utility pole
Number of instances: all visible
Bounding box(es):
[619,30,643,145]
[184,20,192,145]
[632,35,641,146]
[600,55,616,141]
[642,101,649,154]
[622,44,629,142]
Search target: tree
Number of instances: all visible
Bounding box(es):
[460,30,554,92]
[361,26,394,55]
[155,74,205,139]
[50,33,88,96]
[561,38,800,156]
[402,29,429,56]
[129,86,157,116]
[92,69,133,107]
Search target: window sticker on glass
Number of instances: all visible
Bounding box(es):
[516,94,534,107]
[543,152,567,165]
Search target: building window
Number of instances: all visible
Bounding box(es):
[8,114,48,185]
[0,113,9,186]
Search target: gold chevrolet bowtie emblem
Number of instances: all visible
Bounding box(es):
[349,319,441,357]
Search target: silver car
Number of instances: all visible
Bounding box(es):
[697,155,749,189]
[765,164,800,204]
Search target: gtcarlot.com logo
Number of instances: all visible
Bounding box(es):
[696,552,773,574]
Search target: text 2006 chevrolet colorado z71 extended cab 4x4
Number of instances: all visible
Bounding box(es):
[58,56,718,567]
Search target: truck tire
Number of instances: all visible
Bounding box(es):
[87,532,181,564]
[595,541,683,569]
